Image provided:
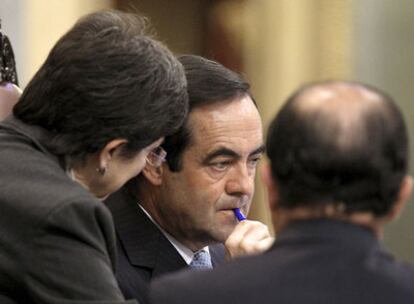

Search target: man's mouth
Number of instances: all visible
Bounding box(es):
[220,201,248,212]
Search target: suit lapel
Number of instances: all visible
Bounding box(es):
[105,188,187,278]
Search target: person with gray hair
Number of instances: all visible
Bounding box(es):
[150,81,414,304]
[0,9,188,303]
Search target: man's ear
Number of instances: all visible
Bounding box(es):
[261,162,280,211]
[98,138,128,169]
[388,175,413,221]
[141,163,164,186]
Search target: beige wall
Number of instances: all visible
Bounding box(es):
[117,0,206,55]
[7,0,113,87]
[242,0,353,231]
[354,0,414,263]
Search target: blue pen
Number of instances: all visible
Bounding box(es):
[233,208,246,221]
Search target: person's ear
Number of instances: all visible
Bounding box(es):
[388,175,413,221]
[141,162,164,186]
[98,138,128,172]
[261,162,280,211]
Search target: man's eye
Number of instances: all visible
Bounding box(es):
[211,161,230,171]
[248,157,261,168]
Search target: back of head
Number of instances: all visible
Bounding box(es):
[14,9,188,162]
[266,81,408,217]
[162,54,252,171]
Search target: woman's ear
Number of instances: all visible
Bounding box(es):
[141,162,164,186]
[388,175,413,221]
[98,139,128,171]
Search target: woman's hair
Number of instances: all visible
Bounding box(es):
[14,10,188,162]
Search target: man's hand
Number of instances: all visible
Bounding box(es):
[224,220,274,261]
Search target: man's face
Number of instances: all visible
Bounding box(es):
[154,95,263,250]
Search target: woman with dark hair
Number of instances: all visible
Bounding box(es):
[0,10,188,304]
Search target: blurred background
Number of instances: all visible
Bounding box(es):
[1,0,414,262]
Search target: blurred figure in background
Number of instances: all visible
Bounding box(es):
[0,23,21,120]
[0,10,188,304]
[150,81,414,304]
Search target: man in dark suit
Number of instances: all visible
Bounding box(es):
[149,81,414,304]
[105,55,273,304]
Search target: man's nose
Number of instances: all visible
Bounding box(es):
[225,163,255,197]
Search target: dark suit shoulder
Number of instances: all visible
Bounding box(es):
[0,125,102,219]
[0,123,131,303]
[105,188,189,303]
[149,256,253,304]
[150,222,414,304]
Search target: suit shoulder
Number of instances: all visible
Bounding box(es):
[150,255,261,304]
[0,129,110,234]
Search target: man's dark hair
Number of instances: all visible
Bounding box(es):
[14,10,188,162]
[162,54,252,172]
[266,81,409,216]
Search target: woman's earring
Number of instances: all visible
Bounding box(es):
[96,166,107,176]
